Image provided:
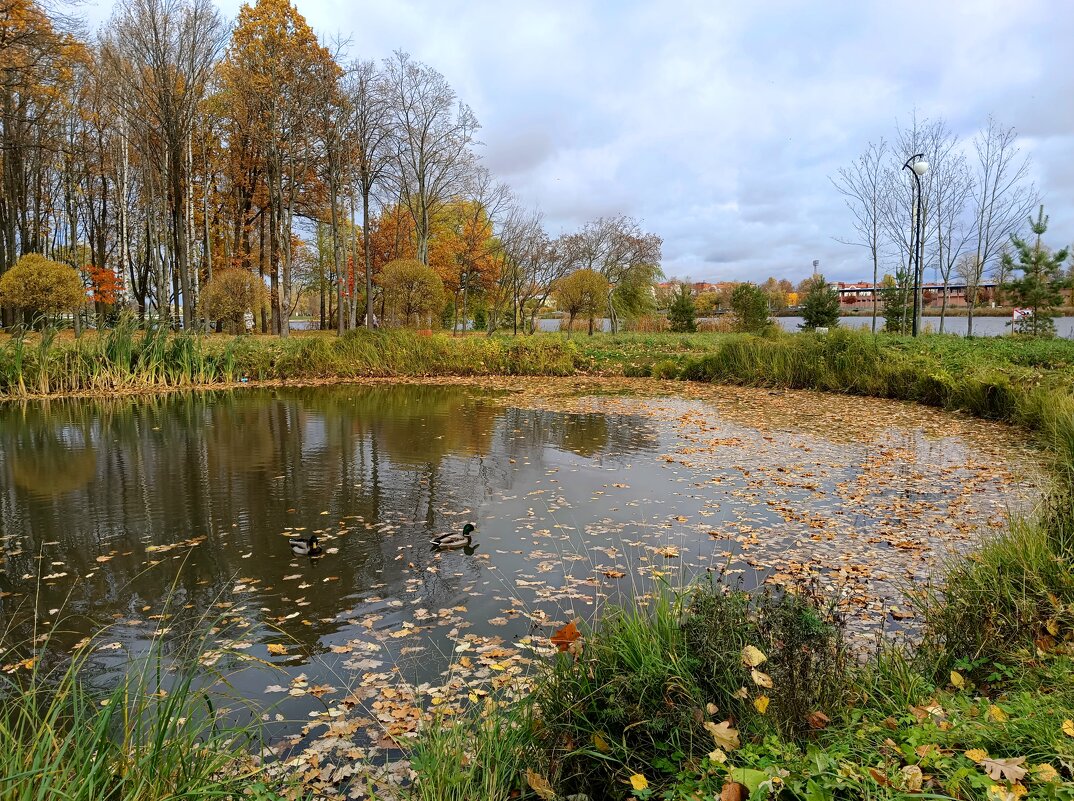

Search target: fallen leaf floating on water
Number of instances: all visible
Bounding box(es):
[551,620,581,652]
[266,643,288,655]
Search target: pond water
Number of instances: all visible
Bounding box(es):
[0,379,1044,787]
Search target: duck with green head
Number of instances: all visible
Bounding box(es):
[430,523,475,549]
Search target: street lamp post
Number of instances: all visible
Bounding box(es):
[902,154,929,337]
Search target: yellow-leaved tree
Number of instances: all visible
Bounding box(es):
[0,254,86,324]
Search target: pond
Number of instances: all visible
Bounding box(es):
[0,378,1044,787]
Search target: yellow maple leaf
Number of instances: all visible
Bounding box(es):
[629,773,649,791]
[1062,719,1074,738]
[741,645,767,667]
[753,694,770,714]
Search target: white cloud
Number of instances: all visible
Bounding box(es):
[87,0,1074,282]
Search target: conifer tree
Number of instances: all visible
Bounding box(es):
[1002,205,1070,337]
[799,274,840,330]
[667,282,697,332]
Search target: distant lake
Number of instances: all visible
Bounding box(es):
[534,315,1074,338]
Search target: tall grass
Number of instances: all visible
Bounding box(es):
[0,613,284,800]
[0,326,577,399]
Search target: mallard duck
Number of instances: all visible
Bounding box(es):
[430,523,475,549]
[289,535,323,557]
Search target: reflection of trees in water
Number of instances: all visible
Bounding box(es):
[0,385,656,653]
[498,407,657,461]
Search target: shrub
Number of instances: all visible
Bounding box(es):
[0,253,86,322]
[200,268,268,332]
[381,259,445,328]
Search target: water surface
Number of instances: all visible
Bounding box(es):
[0,380,1043,775]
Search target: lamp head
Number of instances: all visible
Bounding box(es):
[912,160,929,177]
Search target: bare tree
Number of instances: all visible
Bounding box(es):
[104,0,227,329]
[880,115,955,334]
[346,59,393,330]
[928,137,974,333]
[965,117,1037,335]
[383,50,479,267]
[832,138,888,332]
[560,215,662,333]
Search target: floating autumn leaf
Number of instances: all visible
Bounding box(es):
[629,773,649,791]
[602,569,626,578]
[551,620,581,652]
[266,643,288,655]
[525,769,556,801]
[750,668,773,688]
[741,645,767,667]
[753,694,770,714]
[1062,719,1074,738]
[950,670,966,689]
[704,720,740,750]
[979,756,1027,782]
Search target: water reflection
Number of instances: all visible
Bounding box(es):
[0,384,657,653]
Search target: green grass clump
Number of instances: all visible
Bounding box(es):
[521,583,848,800]
[0,621,286,801]
[408,702,536,801]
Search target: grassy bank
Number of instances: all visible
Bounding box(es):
[4,327,1074,798]
[401,330,1074,800]
[0,324,577,399]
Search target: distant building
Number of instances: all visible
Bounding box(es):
[834,281,998,308]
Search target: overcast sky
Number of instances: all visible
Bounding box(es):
[87,0,1074,283]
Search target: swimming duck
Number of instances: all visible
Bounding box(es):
[289,535,323,557]
[430,523,475,550]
